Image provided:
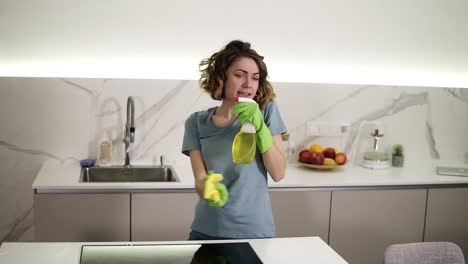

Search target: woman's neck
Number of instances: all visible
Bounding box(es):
[215,100,236,119]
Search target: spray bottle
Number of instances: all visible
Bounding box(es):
[232,97,257,164]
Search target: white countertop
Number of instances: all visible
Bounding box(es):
[32,158,468,193]
[272,160,468,188]
[0,237,347,264]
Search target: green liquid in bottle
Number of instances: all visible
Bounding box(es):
[232,132,256,164]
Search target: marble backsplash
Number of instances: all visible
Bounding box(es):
[1,77,467,243]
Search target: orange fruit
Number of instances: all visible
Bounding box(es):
[309,144,323,153]
[335,153,347,165]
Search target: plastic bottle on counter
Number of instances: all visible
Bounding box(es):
[282,133,296,163]
[97,130,113,166]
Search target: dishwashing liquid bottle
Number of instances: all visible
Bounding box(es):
[232,97,257,164]
[97,130,113,166]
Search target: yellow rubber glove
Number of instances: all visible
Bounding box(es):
[203,171,229,208]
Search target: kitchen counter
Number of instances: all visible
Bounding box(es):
[0,237,347,264]
[32,158,468,193]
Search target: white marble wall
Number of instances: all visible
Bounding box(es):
[1,77,467,243]
[275,83,468,163]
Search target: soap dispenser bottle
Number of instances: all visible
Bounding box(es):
[232,97,257,164]
[97,130,113,166]
[282,133,296,163]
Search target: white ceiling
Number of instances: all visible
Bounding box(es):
[1,0,467,87]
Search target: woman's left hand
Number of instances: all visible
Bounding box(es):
[232,102,273,153]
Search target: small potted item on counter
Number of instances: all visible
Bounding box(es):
[392,144,404,167]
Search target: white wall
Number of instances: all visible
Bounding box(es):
[1,0,468,87]
[1,77,467,242]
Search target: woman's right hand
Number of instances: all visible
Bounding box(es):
[189,150,208,198]
[195,178,205,198]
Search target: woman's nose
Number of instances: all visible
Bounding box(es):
[243,77,252,87]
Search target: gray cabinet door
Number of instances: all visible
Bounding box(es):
[34,193,130,242]
[270,190,331,243]
[131,192,198,241]
[329,189,427,264]
[425,187,468,262]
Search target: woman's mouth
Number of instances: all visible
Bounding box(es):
[237,92,251,97]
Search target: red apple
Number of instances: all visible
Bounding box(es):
[335,153,347,165]
[299,150,313,163]
[310,152,325,165]
[323,147,336,159]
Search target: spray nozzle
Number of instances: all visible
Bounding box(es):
[235,97,256,103]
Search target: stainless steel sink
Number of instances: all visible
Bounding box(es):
[80,166,179,183]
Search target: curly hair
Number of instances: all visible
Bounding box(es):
[199,40,276,109]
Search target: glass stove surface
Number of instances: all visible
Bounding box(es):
[80,242,262,264]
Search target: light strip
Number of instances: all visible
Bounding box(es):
[1,60,467,88]
[268,63,468,88]
[0,58,200,80]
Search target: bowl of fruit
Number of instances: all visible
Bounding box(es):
[298,144,347,170]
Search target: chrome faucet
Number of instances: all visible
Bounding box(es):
[123,96,135,167]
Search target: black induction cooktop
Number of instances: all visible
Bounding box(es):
[80,242,262,264]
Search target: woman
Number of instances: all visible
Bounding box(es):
[182,40,287,240]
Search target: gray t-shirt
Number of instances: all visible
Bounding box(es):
[182,100,287,238]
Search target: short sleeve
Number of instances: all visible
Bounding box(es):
[182,113,201,156]
[263,101,287,136]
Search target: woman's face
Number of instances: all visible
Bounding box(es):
[224,57,260,102]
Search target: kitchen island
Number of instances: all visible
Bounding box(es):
[31,158,468,264]
[0,236,347,264]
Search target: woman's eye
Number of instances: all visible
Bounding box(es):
[235,73,243,78]
[253,77,259,81]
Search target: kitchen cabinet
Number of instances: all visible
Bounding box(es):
[328,189,427,264]
[270,190,331,243]
[131,192,198,241]
[32,185,468,258]
[34,193,130,242]
[424,187,468,262]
